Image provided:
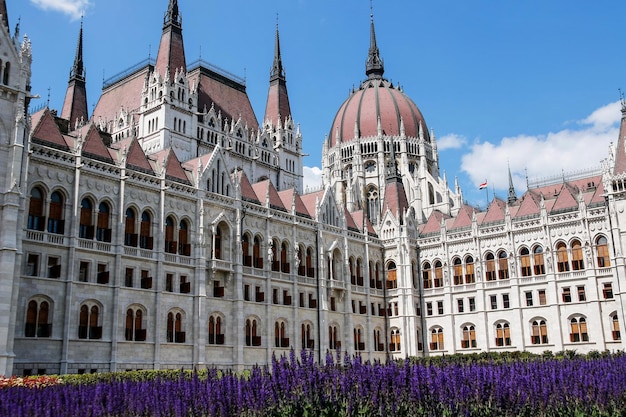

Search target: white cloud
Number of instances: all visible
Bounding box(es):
[303,166,323,193]
[30,0,91,20]
[437,133,467,151]
[460,101,621,192]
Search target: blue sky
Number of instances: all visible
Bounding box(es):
[9,0,626,207]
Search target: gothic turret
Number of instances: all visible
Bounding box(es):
[61,20,88,127]
[263,22,292,126]
[613,96,626,175]
[365,10,384,80]
[155,0,186,80]
[507,164,517,204]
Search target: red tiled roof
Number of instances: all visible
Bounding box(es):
[61,80,88,128]
[420,210,448,235]
[481,198,506,224]
[300,189,325,218]
[450,205,475,230]
[31,108,70,151]
[115,138,154,174]
[252,179,285,210]
[278,189,310,218]
[150,148,191,183]
[154,27,186,82]
[382,180,409,219]
[92,66,150,125]
[513,191,541,218]
[350,210,377,236]
[80,124,114,163]
[550,184,578,212]
[264,81,291,125]
[237,171,260,204]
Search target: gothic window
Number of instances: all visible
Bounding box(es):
[366,186,379,224]
[306,247,314,278]
[596,236,610,268]
[301,322,314,350]
[464,256,475,283]
[96,202,112,242]
[611,313,621,341]
[571,240,584,270]
[569,316,589,343]
[165,216,176,254]
[461,325,476,349]
[453,257,463,285]
[124,208,137,246]
[433,261,443,287]
[78,303,101,340]
[520,247,531,277]
[25,298,51,338]
[531,319,548,345]
[78,198,94,239]
[430,327,444,351]
[389,328,400,352]
[274,320,289,348]
[48,191,65,234]
[208,314,224,345]
[214,226,222,260]
[179,220,190,256]
[422,262,432,289]
[27,187,45,231]
[242,233,251,266]
[495,322,511,346]
[245,317,261,346]
[386,261,397,289]
[3,61,9,85]
[373,328,383,351]
[167,310,185,343]
[139,211,153,250]
[253,236,263,269]
[328,324,340,350]
[485,253,496,281]
[125,307,146,341]
[533,245,545,275]
[556,242,569,272]
[497,251,509,279]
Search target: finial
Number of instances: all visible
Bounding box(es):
[46,87,50,107]
[370,0,374,20]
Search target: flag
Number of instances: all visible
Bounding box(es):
[479,181,488,190]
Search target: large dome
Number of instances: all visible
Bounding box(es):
[328,78,430,147]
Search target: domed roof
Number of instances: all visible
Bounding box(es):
[327,13,430,148]
[328,79,430,147]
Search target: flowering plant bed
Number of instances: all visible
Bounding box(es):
[2,351,626,416]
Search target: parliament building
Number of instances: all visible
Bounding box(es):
[1,0,626,376]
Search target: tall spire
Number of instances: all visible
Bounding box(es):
[365,3,384,80]
[155,0,186,81]
[507,163,517,204]
[61,19,89,128]
[263,20,292,125]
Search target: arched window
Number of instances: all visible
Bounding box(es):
[139,211,153,249]
[167,311,185,343]
[301,322,314,349]
[214,227,222,260]
[48,191,64,234]
[96,202,111,242]
[389,328,401,352]
[430,327,444,351]
[571,240,584,270]
[28,187,45,231]
[179,220,190,256]
[328,324,340,350]
[433,261,443,287]
[495,322,511,346]
[124,208,137,246]
[253,236,263,269]
[165,216,176,253]
[569,317,588,342]
[557,242,569,272]
[483,253,495,281]
[242,234,251,266]
[373,328,383,351]
[386,261,397,289]
[78,304,101,339]
[596,236,610,268]
[520,247,531,277]
[79,198,94,239]
[531,320,548,345]
[274,320,289,348]
[356,259,363,286]
[208,314,224,345]
[245,318,260,346]
[25,299,51,338]
[611,313,621,341]
[3,61,9,85]
[461,325,476,348]
[533,246,545,275]
[349,257,355,285]
[422,262,432,289]
[366,186,379,224]
[125,307,145,341]
[464,256,475,283]
[306,247,314,278]
[497,251,509,279]
[453,258,463,285]
[280,242,289,273]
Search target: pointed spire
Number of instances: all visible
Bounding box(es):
[263,20,292,126]
[155,0,186,81]
[507,163,517,204]
[61,20,89,127]
[365,3,384,80]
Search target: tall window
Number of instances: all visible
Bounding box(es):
[245,318,260,346]
[125,308,145,341]
[165,216,176,253]
[280,242,289,273]
[124,208,137,246]
[306,248,314,278]
[179,220,190,256]
[275,321,289,348]
[242,234,251,266]
[433,261,443,287]
[96,202,111,242]
[329,324,340,350]
[430,328,444,351]
[571,240,584,270]
[497,251,509,279]
[27,187,45,231]
[373,328,383,351]
[612,313,621,341]
[302,323,314,349]
[422,262,432,289]
[139,211,153,249]
[25,299,50,337]
[520,248,531,277]
[79,198,94,239]
[167,311,185,343]
[48,191,64,234]
[495,322,511,346]
[596,236,610,268]
[389,328,400,352]
[569,317,588,342]
[465,256,475,283]
[531,320,548,345]
[208,314,224,345]
[485,253,496,281]
[78,304,101,339]
[214,227,222,260]
[386,262,397,289]
[557,242,569,272]
[253,236,263,268]
[533,246,545,275]
[366,187,379,224]
[461,325,476,348]
[453,258,463,285]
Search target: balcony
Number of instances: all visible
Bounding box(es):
[328,279,346,291]
[210,258,232,272]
